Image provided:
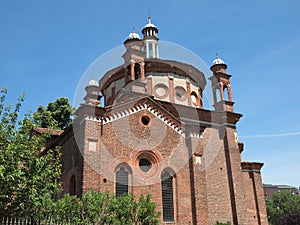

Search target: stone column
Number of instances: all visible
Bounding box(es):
[131,63,135,81]
[140,62,145,81]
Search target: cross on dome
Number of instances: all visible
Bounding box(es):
[126,28,141,41]
[143,16,157,29]
[212,53,226,65]
[88,79,99,87]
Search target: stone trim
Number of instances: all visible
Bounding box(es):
[84,103,182,135]
[241,162,264,173]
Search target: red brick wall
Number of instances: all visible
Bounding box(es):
[81,110,195,224]
[225,127,248,224]
[253,172,268,225]
[60,135,83,197]
[202,128,233,224]
[59,107,267,225]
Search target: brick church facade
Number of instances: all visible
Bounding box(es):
[53,18,268,224]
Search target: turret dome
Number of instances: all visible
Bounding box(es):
[212,55,225,65]
[142,16,159,35]
[88,79,99,87]
[126,30,141,40]
[143,17,157,29]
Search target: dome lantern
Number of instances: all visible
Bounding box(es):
[142,16,159,59]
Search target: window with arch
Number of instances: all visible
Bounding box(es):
[69,175,76,196]
[223,85,229,101]
[134,63,141,80]
[161,170,175,222]
[216,88,221,102]
[116,165,131,197]
[149,43,153,58]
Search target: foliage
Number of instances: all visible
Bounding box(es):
[33,97,73,130]
[0,88,61,218]
[215,221,231,225]
[50,191,160,225]
[51,194,82,224]
[266,190,300,224]
[274,210,300,225]
[0,88,159,223]
[136,194,161,224]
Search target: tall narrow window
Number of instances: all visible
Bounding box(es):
[161,170,174,222]
[116,167,129,197]
[134,63,141,80]
[149,43,153,58]
[69,175,76,196]
[223,86,229,101]
[216,88,221,102]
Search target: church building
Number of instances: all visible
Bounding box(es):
[53,18,268,225]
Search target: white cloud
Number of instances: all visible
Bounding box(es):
[240,131,300,139]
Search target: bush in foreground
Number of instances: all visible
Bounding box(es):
[50,191,160,225]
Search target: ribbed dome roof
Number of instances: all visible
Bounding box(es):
[144,17,157,29]
[143,17,157,30]
[212,55,225,65]
[88,79,99,87]
[126,30,141,40]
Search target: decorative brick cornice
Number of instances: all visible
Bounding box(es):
[241,162,264,173]
[77,96,242,138]
[85,102,184,136]
[209,72,232,81]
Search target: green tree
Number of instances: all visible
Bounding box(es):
[135,194,161,225]
[274,210,300,225]
[266,191,300,224]
[215,221,231,225]
[33,97,73,130]
[51,191,160,225]
[51,194,82,224]
[0,88,61,218]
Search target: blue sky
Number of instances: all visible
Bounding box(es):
[1,0,300,187]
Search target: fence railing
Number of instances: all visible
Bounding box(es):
[0,217,81,225]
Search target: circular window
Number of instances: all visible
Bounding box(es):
[153,84,169,99]
[175,86,187,100]
[191,92,198,105]
[139,158,152,172]
[141,115,150,126]
[135,150,160,176]
[156,87,166,96]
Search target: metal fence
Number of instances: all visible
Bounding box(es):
[0,217,75,225]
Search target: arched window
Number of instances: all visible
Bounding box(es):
[223,85,229,101]
[161,170,175,222]
[216,88,221,102]
[116,166,130,197]
[69,175,76,196]
[134,63,141,80]
[149,43,153,58]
